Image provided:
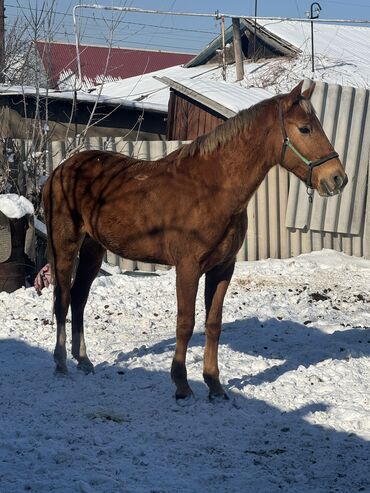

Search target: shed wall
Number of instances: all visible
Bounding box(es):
[167,90,226,140]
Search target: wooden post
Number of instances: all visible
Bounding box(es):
[0,0,4,83]
[232,18,244,82]
[221,15,226,81]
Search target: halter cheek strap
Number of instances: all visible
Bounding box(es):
[279,104,339,201]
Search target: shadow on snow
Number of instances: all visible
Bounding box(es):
[0,336,369,492]
[113,316,370,387]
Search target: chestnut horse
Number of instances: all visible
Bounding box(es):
[43,81,347,400]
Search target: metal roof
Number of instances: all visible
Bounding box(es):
[93,64,220,108]
[35,41,195,90]
[0,84,167,114]
[256,20,370,86]
[186,19,370,89]
[157,76,273,117]
[186,18,299,68]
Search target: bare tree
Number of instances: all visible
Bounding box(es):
[0,2,150,212]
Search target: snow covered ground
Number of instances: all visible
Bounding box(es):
[0,249,369,493]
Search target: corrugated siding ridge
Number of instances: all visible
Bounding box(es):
[285,80,370,236]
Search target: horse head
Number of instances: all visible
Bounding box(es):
[278,81,348,198]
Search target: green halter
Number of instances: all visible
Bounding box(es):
[279,104,339,202]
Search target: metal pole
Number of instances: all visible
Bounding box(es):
[307,2,322,75]
[311,20,314,73]
[72,5,370,26]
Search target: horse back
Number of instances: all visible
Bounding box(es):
[43,149,247,270]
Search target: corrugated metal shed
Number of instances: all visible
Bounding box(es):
[35,41,195,89]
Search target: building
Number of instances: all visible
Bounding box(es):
[35,41,195,90]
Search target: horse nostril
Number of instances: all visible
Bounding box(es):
[333,175,343,188]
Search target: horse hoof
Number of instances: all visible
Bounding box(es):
[77,359,95,375]
[176,393,196,407]
[54,364,68,375]
[209,392,229,402]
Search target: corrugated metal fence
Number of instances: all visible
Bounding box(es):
[45,139,187,271]
[33,80,370,268]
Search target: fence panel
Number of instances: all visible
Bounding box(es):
[27,80,369,272]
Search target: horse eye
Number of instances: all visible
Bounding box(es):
[299,127,311,134]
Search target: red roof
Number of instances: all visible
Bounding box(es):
[35,41,195,88]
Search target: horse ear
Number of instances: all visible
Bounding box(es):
[302,82,316,100]
[289,80,304,100]
[283,81,304,110]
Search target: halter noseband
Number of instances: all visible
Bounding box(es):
[279,103,339,202]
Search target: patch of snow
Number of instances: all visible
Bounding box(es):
[0,193,34,219]
[0,249,369,492]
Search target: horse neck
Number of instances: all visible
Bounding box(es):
[200,105,281,212]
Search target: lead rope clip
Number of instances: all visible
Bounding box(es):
[306,187,314,203]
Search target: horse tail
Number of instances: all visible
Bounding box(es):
[42,173,56,286]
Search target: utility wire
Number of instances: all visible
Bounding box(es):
[4,3,218,35]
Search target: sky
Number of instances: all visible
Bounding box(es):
[6,0,370,52]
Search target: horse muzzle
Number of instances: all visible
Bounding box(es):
[318,173,348,197]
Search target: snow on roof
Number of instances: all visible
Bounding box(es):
[158,76,273,116]
[254,20,370,88]
[2,22,368,119]
[89,21,370,113]
[0,84,168,114]
[0,194,34,219]
[93,63,220,107]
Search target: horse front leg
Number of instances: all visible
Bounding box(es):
[203,260,235,400]
[71,236,105,374]
[171,261,200,400]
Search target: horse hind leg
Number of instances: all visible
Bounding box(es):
[44,172,85,374]
[70,235,105,374]
[52,233,84,374]
[203,260,235,400]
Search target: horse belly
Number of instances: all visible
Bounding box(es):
[86,215,174,266]
[201,212,248,272]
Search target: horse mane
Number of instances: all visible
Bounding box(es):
[178,96,277,161]
[177,92,315,161]
[297,95,315,115]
